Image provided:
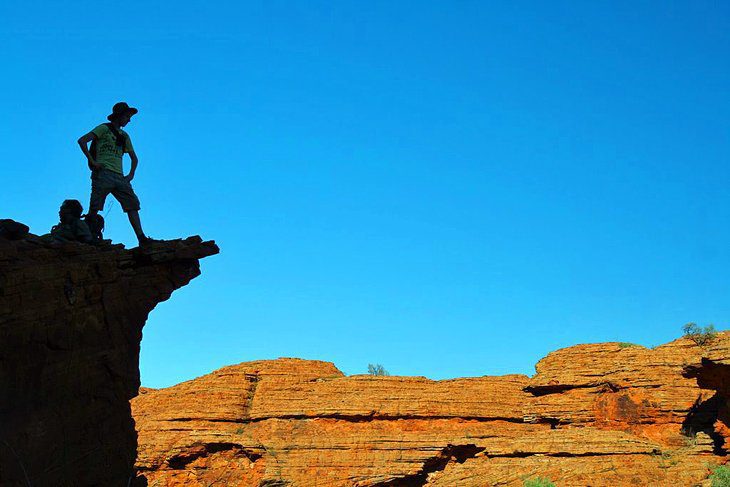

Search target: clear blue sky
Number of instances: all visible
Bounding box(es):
[1,1,728,387]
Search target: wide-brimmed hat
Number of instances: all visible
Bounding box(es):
[107,102,138,121]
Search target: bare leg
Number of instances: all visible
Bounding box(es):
[126,210,147,243]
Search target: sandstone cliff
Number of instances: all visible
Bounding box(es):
[133,338,730,486]
[0,221,218,486]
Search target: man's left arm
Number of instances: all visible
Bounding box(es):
[124,133,137,181]
[126,150,138,182]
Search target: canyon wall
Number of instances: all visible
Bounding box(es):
[133,339,730,486]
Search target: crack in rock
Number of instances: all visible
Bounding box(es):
[370,444,485,487]
[166,442,262,469]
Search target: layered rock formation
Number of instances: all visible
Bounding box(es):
[133,337,730,486]
[0,221,218,486]
[3,217,728,486]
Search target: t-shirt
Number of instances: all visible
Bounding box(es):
[91,124,134,174]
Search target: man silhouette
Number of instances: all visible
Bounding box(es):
[77,102,155,245]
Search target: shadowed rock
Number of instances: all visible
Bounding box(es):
[0,219,29,240]
[0,221,217,486]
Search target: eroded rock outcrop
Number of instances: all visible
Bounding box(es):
[0,221,218,486]
[133,338,730,486]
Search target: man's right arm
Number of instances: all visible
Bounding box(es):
[77,132,102,170]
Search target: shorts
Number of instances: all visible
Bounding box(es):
[89,169,141,213]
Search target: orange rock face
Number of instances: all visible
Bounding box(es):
[134,337,730,486]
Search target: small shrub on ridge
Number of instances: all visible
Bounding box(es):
[683,322,718,346]
[367,364,390,376]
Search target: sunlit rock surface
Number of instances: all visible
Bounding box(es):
[134,337,730,486]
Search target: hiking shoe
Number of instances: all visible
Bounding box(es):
[139,236,162,246]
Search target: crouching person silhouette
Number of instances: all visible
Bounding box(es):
[77,102,157,246]
[44,199,93,243]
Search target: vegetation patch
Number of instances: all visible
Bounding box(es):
[683,323,718,347]
[523,477,556,487]
[367,364,390,376]
[710,465,730,487]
